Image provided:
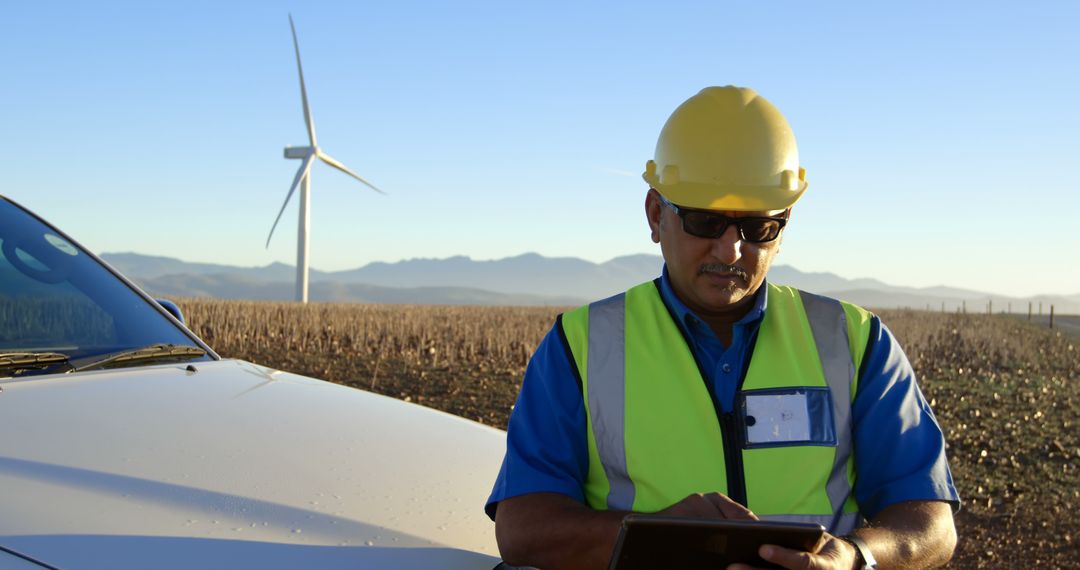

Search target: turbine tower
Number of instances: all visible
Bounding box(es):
[266,14,384,303]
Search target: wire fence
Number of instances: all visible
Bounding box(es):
[909,301,1068,330]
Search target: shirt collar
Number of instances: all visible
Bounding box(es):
[658,264,768,331]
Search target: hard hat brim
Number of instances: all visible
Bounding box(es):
[649,180,808,212]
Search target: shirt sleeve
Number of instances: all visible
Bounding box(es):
[485,320,589,520]
[852,316,961,518]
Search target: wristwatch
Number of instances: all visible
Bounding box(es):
[841,535,878,570]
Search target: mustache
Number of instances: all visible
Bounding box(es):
[698,263,748,282]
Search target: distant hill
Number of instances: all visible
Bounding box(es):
[100,253,323,282]
[128,272,584,306]
[329,253,663,299]
[100,252,1080,312]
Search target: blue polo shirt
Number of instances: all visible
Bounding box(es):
[486,267,959,520]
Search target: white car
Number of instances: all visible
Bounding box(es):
[0,195,507,569]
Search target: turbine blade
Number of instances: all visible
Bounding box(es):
[266,154,315,248]
[289,14,317,147]
[318,150,386,194]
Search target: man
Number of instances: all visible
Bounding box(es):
[486,86,959,570]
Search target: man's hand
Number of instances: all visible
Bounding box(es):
[657,492,759,520]
[727,500,956,570]
[727,533,855,570]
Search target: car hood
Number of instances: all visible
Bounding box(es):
[0,359,506,569]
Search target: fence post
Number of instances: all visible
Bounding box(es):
[988,300,992,315]
[1050,305,1055,329]
[1029,302,1032,321]
[963,300,966,314]
[1008,302,1011,314]
[1040,302,1043,315]
[941,301,945,313]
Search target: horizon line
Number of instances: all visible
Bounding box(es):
[100,250,1079,301]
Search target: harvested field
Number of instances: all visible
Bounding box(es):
[180,299,1078,568]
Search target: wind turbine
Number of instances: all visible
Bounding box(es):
[266,14,385,303]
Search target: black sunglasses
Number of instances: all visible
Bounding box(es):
[657,194,788,243]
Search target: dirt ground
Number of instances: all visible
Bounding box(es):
[194,306,1078,568]
[881,313,1078,568]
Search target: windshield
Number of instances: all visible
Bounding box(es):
[0,197,212,375]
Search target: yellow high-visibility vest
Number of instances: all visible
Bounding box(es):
[559,281,873,534]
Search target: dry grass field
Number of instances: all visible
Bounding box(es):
[180,299,1078,568]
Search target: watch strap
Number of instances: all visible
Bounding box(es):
[842,535,877,570]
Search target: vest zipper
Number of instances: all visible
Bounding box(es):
[724,322,762,508]
[720,411,747,506]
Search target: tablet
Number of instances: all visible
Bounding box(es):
[607,515,826,570]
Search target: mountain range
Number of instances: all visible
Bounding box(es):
[101,252,1080,313]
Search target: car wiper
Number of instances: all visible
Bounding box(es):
[71,343,206,373]
[0,352,72,377]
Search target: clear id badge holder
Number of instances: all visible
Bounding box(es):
[740,388,836,448]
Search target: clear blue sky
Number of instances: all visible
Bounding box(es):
[4,1,1078,297]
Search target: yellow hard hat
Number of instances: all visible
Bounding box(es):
[643,86,807,212]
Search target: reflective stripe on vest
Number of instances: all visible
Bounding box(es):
[563,282,868,533]
[586,293,634,510]
[798,290,857,533]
